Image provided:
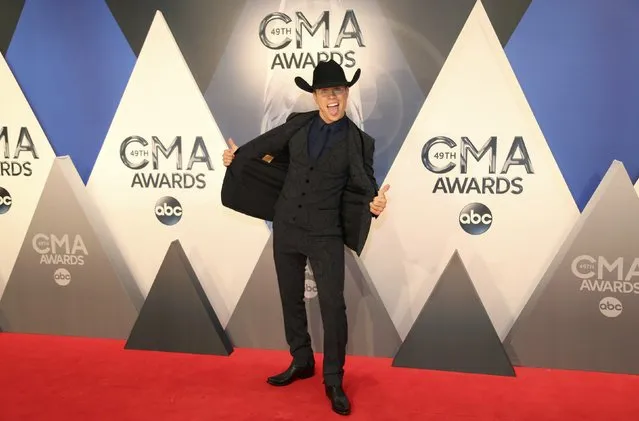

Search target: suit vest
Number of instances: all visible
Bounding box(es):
[273,121,349,236]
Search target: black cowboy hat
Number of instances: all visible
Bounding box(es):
[294,59,361,93]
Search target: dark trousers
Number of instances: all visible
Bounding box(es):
[272,219,347,386]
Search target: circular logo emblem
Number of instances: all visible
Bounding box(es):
[459,203,492,235]
[0,187,12,214]
[304,263,317,300]
[155,196,183,226]
[54,268,71,287]
[304,278,318,300]
[599,297,622,318]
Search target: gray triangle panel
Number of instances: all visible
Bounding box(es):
[125,240,232,356]
[393,251,515,376]
[481,0,532,45]
[225,235,288,351]
[376,0,476,96]
[106,0,247,93]
[226,235,401,357]
[505,161,639,374]
[0,158,138,338]
[0,0,25,55]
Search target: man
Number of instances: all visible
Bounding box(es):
[221,59,389,416]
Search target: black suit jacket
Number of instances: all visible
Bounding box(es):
[221,110,378,255]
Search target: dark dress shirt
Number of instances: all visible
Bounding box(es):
[307,114,348,161]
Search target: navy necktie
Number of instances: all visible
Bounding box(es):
[309,121,331,161]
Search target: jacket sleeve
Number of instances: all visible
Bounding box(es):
[232,112,303,160]
[363,134,379,195]
[234,127,286,160]
[362,133,381,218]
[286,112,300,122]
[221,113,305,220]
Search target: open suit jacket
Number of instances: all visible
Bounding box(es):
[221,110,378,255]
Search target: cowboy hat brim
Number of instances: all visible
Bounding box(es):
[295,68,361,93]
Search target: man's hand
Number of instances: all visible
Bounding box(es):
[222,138,238,167]
[370,184,390,216]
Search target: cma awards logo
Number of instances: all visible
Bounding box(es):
[422,136,534,195]
[155,196,183,226]
[1,126,40,177]
[0,187,12,214]
[572,255,639,317]
[120,135,213,189]
[259,10,365,70]
[32,233,88,266]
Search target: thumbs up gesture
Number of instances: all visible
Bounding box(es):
[370,184,390,216]
[222,138,238,167]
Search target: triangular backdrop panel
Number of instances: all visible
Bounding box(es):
[86,11,270,327]
[361,1,578,342]
[0,0,24,55]
[506,161,639,374]
[126,240,232,356]
[633,174,639,197]
[0,157,138,338]
[378,0,529,97]
[505,0,639,210]
[106,0,246,93]
[204,0,443,184]
[480,0,531,45]
[393,250,515,376]
[226,235,401,357]
[5,0,135,183]
[0,51,56,296]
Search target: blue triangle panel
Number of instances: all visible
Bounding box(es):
[6,0,135,183]
[505,0,639,210]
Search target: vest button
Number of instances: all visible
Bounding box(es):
[306,179,310,183]
[302,192,306,196]
[310,167,314,170]
[298,204,302,208]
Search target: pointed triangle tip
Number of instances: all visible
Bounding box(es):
[149,9,170,31]
[446,250,465,268]
[152,9,166,21]
[126,236,232,356]
[610,159,625,169]
[393,249,514,375]
[603,160,631,181]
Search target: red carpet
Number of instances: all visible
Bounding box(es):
[0,333,638,420]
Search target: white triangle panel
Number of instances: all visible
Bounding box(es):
[0,52,56,296]
[361,2,579,340]
[87,11,270,326]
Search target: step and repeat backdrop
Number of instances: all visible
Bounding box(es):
[2,0,639,376]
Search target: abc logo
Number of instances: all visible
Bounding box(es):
[155,196,183,226]
[599,296,622,318]
[304,279,318,300]
[459,203,492,235]
[303,263,317,300]
[0,187,12,215]
[53,268,71,287]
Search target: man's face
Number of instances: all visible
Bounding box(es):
[313,86,349,123]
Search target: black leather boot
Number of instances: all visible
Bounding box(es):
[266,361,315,386]
[325,384,351,415]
